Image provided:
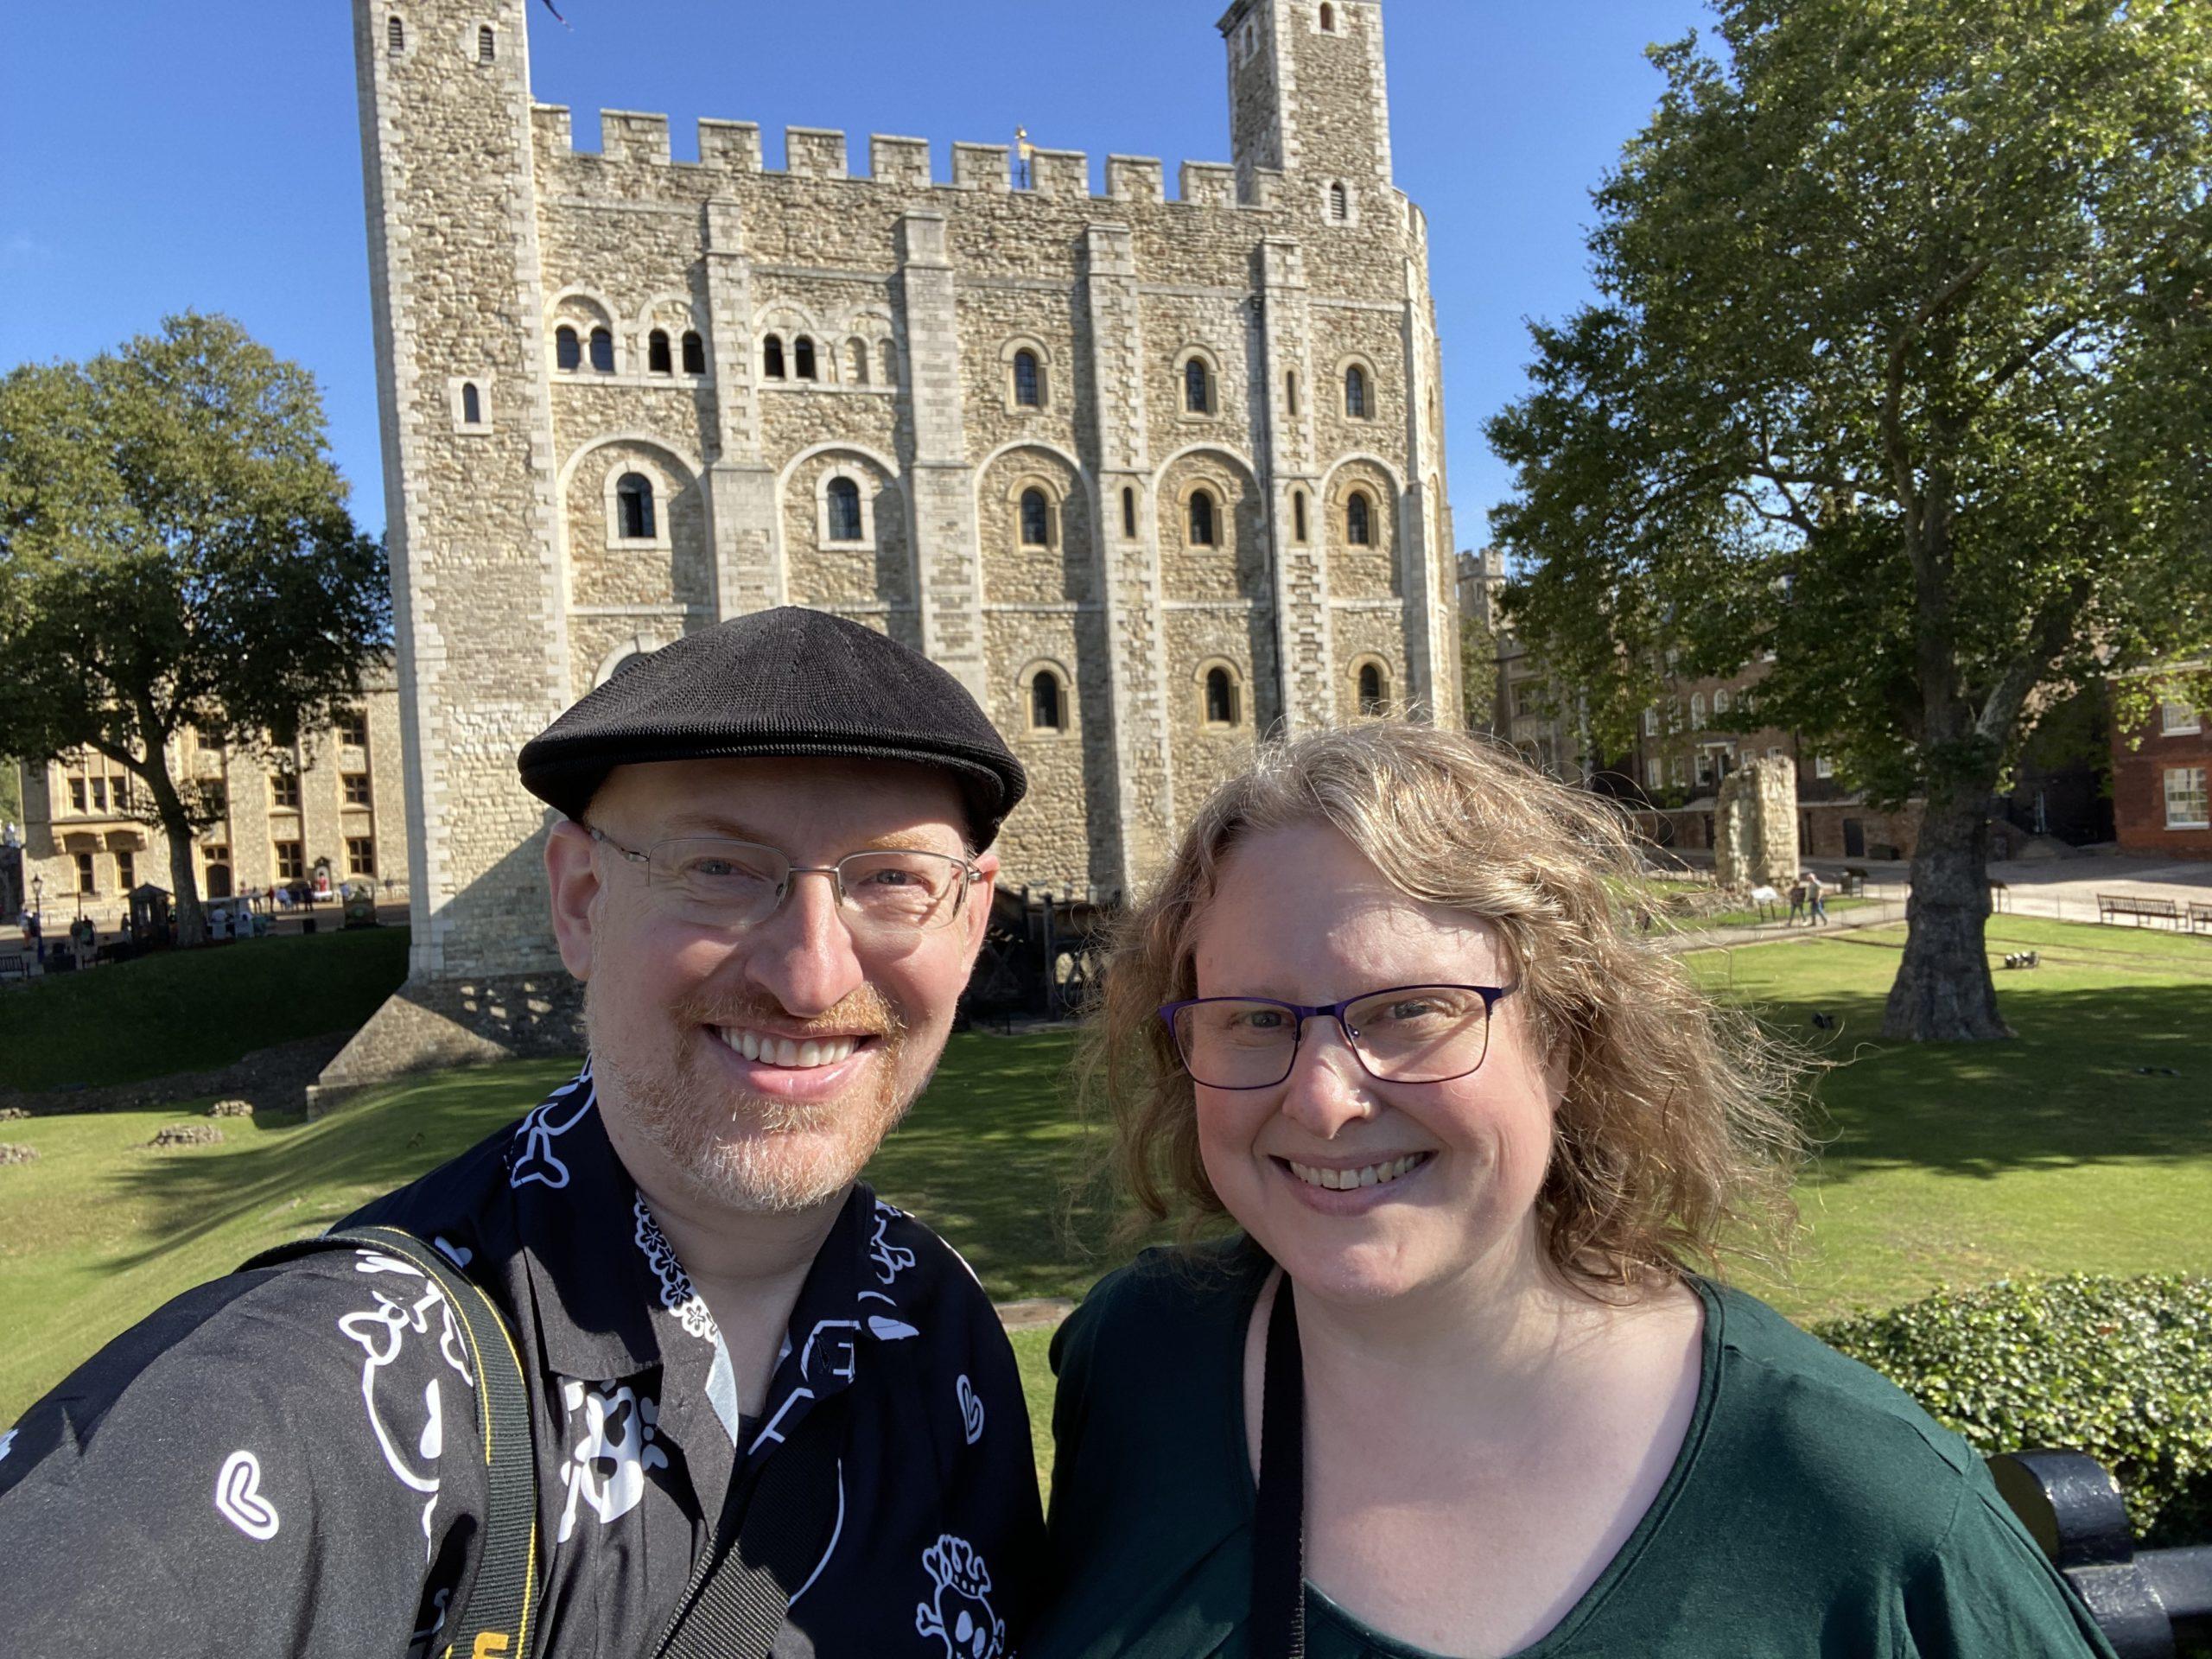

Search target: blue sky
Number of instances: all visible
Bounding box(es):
[0,1,1709,543]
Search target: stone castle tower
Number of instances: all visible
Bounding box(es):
[328,0,1458,1086]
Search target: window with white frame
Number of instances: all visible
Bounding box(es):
[1646,758,1664,789]
[1690,693,1707,728]
[2166,766,2209,829]
[826,477,864,543]
[1815,754,1835,779]
[1643,707,1658,736]
[2161,701,2202,735]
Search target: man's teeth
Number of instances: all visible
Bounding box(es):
[1287,1154,1427,1192]
[717,1028,861,1069]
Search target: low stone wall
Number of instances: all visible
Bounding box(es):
[306,974,586,1116]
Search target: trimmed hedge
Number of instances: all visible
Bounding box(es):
[1816,1274,2212,1548]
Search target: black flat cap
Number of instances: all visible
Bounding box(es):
[518,608,1027,848]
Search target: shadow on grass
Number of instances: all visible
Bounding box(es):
[1738,978,2212,1184]
[99,1061,576,1273]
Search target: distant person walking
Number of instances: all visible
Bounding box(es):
[1788,880,1807,925]
[1806,868,1829,925]
[22,912,40,966]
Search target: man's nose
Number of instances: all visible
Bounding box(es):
[1274,1018,1379,1140]
[740,868,868,1016]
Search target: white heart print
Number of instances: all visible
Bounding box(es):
[957,1375,985,1445]
[214,1449,281,1541]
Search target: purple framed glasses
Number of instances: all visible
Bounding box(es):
[1158,982,1519,1090]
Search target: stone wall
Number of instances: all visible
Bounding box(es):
[1713,754,1799,889]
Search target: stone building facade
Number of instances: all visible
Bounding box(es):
[15,684,408,931]
[341,0,1459,1075]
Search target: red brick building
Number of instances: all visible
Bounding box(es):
[2112,683,2212,860]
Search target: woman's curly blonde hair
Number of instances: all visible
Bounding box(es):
[1086,721,1808,1298]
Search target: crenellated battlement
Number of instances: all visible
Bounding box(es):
[531,106,1296,212]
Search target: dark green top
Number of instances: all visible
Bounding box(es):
[1032,1243,2115,1659]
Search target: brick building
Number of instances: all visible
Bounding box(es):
[329,0,1461,1084]
[2112,681,2211,859]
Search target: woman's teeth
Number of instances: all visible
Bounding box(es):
[1287,1154,1427,1191]
[717,1028,861,1070]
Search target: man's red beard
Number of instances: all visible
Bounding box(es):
[588,979,916,1214]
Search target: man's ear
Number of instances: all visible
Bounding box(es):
[545,820,601,981]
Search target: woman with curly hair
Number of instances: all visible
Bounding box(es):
[1032,724,2109,1659]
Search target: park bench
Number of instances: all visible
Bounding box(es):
[2099,893,2182,928]
[1993,1448,2212,1658]
[0,954,28,984]
[2188,902,2212,935]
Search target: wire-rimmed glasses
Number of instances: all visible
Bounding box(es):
[587,828,983,937]
[1158,983,1519,1090]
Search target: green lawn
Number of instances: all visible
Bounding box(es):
[3,916,2206,1484]
[0,926,411,1092]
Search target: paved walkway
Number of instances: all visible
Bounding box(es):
[1984,853,2212,927]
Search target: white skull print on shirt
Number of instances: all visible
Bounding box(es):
[915,1534,1007,1659]
[556,1379,671,1542]
[337,1249,476,1556]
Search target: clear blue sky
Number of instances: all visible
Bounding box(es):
[1,0,1709,544]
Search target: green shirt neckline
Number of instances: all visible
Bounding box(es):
[1218,1263,1728,1659]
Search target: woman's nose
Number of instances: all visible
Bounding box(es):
[1275,1019,1379,1138]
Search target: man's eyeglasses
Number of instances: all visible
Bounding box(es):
[1158,983,1519,1090]
[587,829,983,937]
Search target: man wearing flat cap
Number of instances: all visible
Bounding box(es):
[0,610,1046,1658]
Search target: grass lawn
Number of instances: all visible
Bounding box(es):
[0,926,411,1092]
[3,915,2206,1485]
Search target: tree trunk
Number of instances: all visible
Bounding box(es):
[139,764,207,949]
[1880,776,2011,1041]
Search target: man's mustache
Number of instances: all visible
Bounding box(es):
[672,983,909,1042]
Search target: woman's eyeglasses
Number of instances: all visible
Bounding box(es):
[1158,983,1519,1090]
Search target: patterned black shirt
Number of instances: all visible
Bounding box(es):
[0,1066,1046,1656]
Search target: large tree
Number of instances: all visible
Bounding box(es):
[0,313,390,947]
[1489,0,2212,1039]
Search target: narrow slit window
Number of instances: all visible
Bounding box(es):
[1014,350,1042,408]
[1286,371,1300,416]
[1357,664,1386,715]
[1184,358,1211,415]
[827,477,863,543]
[848,339,869,384]
[588,327,614,373]
[794,336,817,380]
[1020,488,1052,548]
[880,340,898,385]
[1205,668,1238,726]
[1122,486,1138,539]
[556,326,580,372]
[1345,365,1369,417]
[764,334,786,379]
[1293,490,1308,542]
[478,24,495,62]
[616,473,656,540]
[682,331,706,374]
[1319,3,1335,32]
[387,15,404,53]
[461,382,482,424]
[648,330,672,374]
[1346,491,1373,546]
[1030,671,1065,733]
[1330,181,1350,222]
[1189,490,1218,547]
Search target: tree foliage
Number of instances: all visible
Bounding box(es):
[0,313,390,944]
[1488,0,2212,1038]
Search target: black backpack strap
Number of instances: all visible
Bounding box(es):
[1250,1274,1307,1659]
[240,1224,543,1659]
[650,1395,849,1659]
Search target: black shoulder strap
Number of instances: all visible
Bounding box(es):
[1250,1274,1307,1659]
[239,1224,543,1659]
[650,1395,849,1659]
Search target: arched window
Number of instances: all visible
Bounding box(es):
[1319,3,1336,32]
[794,336,817,380]
[1029,670,1065,733]
[826,477,863,543]
[1713,688,1732,716]
[1014,349,1042,408]
[1357,663,1386,715]
[1122,486,1138,539]
[1184,357,1212,415]
[1020,487,1052,548]
[648,330,672,374]
[461,382,482,424]
[615,473,656,541]
[763,334,786,379]
[588,327,614,373]
[879,339,898,385]
[1293,490,1309,542]
[1330,181,1350,222]
[1346,491,1373,546]
[682,331,706,374]
[1691,693,1708,728]
[1286,370,1300,416]
[1345,364,1369,417]
[1189,489,1218,547]
[478,23,495,62]
[847,339,869,384]
[386,15,404,53]
[555,326,580,372]
[1205,667,1239,727]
